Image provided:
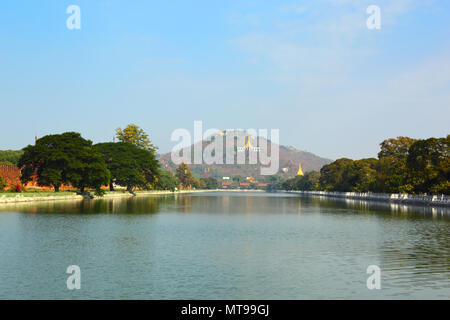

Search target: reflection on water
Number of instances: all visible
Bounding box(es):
[0,196,161,215]
[306,195,450,220]
[0,192,449,299]
[1,192,448,219]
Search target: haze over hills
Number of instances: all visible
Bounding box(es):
[0,131,333,181]
[158,130,332,179]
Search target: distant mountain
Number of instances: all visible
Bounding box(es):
[158,130,332,179]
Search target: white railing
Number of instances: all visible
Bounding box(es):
[285,190,450,207]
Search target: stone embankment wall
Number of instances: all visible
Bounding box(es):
[0,164,72,190]
[286,190,450,207]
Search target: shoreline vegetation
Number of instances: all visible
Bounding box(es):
[273,136,449,196]
[1,126,448,208]
[0,125,221,197]
[0,188,449,208]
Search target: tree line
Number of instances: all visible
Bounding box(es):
[277,135,449,195]
[174,162,219,190]
[16,128,162,195]
[0,124,219,194]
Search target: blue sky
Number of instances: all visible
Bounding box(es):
[0,0,449,160]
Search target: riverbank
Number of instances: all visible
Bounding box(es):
[0,189,219,204]
[284,190,450,207]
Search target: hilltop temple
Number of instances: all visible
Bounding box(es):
[296,163,304,176]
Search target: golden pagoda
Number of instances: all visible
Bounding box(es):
[245,136,253,149]
[296,163,304,176]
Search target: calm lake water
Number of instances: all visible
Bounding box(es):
[0,192,449,299]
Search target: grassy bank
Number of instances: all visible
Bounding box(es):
[0,189,220,204]
[0,191,76,198]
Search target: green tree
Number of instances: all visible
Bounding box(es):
[200,177,219,189]
[281,176,298,191]
[18,132,110,194]
[175,162,193,189]
[68,151,110,195]
[191,178,203,189]
[297,171,321,191]
[95,142,160,192]
[155,170,179,191]
[115,124,156,152]
[319,158,354,191]
[378,137,417,159]
[316,158,377,192]
[281,171,321,191]
[374,136,417,193]
[343,158,378,192]
[265,175,282,191]
[406,136,449,194]
[273,135,449,195]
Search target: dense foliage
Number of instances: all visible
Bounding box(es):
[95,142,160,192]
[175,162,194,189]
[7,125,223,195]
[281,171,321,191]
[116,124,157,152]
[279,135,449,195]
[155,170,180,191]
[0,150,24,165]
[157,163,219,190]
[200,177,219,189]
[19,132,110,193]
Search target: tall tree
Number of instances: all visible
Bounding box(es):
[95,142,160,192]
[19,132,110,193]
[319,158,354,191]
[343,158,378,192]
[296,171,321,191]
[375,136,418,193]
[378,137,417,160]
[407,136,449,194]
[200,177,219,189]
[115,124,156,152]
[175,162,193,189]
[155,170,179,191]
